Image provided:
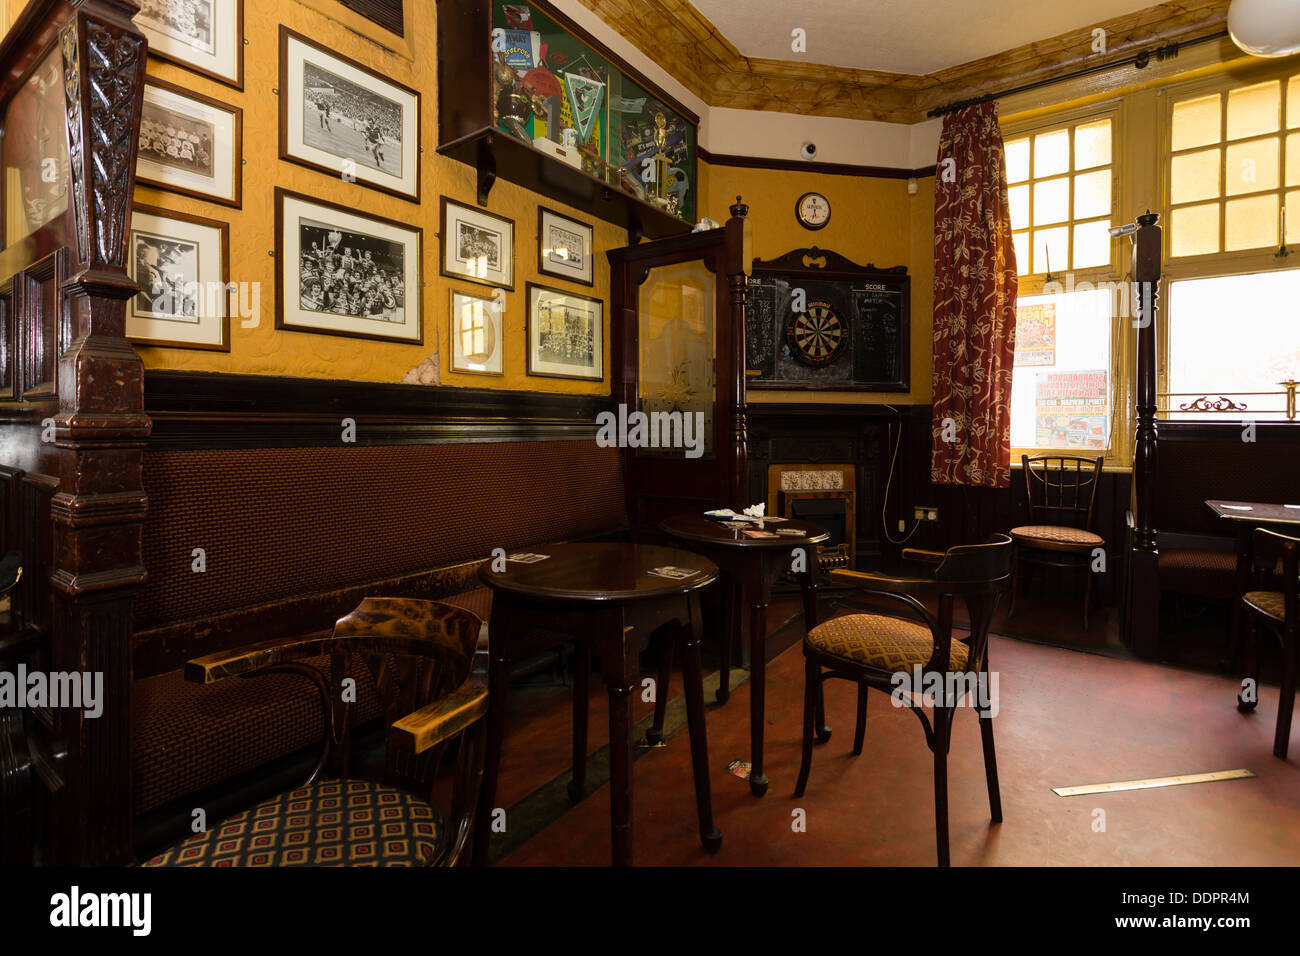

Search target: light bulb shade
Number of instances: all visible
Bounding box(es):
[1229,0,1300,56]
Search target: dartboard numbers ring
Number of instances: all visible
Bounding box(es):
[787,300,848,367]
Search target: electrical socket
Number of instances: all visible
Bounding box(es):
[912,506,940,522]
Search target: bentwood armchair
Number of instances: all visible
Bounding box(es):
[144,598,488,866]
[1236,528,1299,759]
[795,534,1012,866]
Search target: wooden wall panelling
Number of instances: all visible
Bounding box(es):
[20,249,66,400]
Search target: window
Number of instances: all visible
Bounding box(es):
[1004,110,1120,455]
[1165,269,1300,420]
[1005,115,1116,278]
[1167,77,1298,257]
[1162,68,1300,422]
[1009,287,1114,451]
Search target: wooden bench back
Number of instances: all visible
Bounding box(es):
[132,440,627,677]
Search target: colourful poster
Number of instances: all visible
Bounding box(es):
[1015,302,1056,366]
[1034,369,1108,449]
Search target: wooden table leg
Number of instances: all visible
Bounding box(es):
[472,642,510,866]
[716,580,737,704]
[569,639,591,802]
[1227,523,1253,672]
[607,678,634,866]
[647,627,673,746]
[748,596,769,797]
[682,597,721,853]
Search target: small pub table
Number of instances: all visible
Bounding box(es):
[473,541,722,867]
[1207,499,1300,665]
[657,514,828,797]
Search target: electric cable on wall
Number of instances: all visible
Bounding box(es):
[881,404,922,546]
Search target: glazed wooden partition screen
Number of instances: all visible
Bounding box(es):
[606,200,751,534]
[0,0,148,865]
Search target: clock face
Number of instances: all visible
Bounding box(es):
[797,192,830,229]
[787,300,847,366]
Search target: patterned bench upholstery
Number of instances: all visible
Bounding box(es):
[131,440,626,820]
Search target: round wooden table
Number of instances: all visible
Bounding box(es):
[473,541,722,866]
[658,514,829,797]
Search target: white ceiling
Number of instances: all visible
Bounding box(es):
[688,0,1160,74]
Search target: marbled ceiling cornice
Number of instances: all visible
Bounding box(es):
[575,0,1231,123]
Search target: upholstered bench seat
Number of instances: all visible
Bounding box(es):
[806,613,968,673]
[1158,546,1237,600]
[141,778,444,867]
[131,654,383,816]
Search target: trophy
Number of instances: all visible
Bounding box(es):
[646,112,671,211]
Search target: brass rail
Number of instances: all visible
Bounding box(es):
[1157,380,1298,420]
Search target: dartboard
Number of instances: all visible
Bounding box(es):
[787,300,847,367]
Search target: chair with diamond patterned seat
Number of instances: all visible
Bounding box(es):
[142,597,487,867]
[794,533,1012,867]
[1236,527,1299,760]
[1008,454,1105,631]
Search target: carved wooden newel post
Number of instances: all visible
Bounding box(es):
[725,196,750,508]
[49,0,150,865]
[1128,212,1161,659]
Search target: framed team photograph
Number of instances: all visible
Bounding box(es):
[537,207,594,287]
[440,197,514,290]
[126,204,230,351]
[449,288,504,376]
[275,188,422,345]
[526,282,603,381]
[279,27,420,202]
[137,78,242,207]
[137,0,244,89]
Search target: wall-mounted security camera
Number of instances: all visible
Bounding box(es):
[800,142,817,160]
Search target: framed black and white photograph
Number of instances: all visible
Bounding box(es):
[127,204,230,351]
[526,282,603,381]
[137,78,242,207]
[441,197,514,290]
[279,27,420,202]
[450,288,504,376]
[537,207,594,287]
[137,0,244,89]
[275,188,422,345]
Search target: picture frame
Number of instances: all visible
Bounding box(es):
[126,203,231,352]
[440,197,514,291]
[137,0,244,90]
[137,78,242,208]
[449,288,504,376]
[526,282,603,381]
[537,207,594,287]
[279,27,421,202]
[275,188,423,345]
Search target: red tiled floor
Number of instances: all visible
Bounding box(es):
[498,633,1300,866]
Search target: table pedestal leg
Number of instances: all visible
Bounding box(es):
[749,599,768,797]
[681,607,721,853]
[472,648,510,866]
[607,680,634,866]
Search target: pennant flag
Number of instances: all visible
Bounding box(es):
[563,71,605,144]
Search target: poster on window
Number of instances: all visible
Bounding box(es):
[1015,302,1056,366]
[1034,369,1107,449]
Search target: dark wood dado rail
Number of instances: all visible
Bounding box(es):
[143,370,615,449]
[0,0,148,866]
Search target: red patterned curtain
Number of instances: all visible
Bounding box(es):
[931,101,1018,488]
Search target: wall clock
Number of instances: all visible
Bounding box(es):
[796,191,831,230]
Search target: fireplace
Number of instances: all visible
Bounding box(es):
[767,465,856,570]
